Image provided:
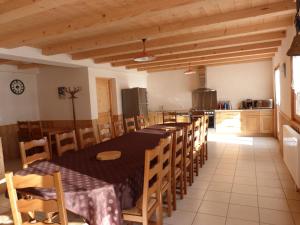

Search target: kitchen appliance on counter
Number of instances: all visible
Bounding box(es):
[241,99,273,109]
[241,99,254,109]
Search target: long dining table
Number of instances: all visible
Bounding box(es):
[16,130,170,225]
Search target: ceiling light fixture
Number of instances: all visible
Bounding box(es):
[133,39,156,62]
[287,0,300,56]
[184,63,196,75]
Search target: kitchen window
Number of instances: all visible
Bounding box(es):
[292,56,300,121]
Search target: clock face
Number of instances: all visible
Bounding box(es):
[10,79,25,95]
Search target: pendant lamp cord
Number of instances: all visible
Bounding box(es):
[142,38,146,54]
[295,0,300,33]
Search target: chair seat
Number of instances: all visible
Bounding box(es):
[175,167,182,178]
[162,179,170,192]
[185,158,191,166]
[123,196,157,216]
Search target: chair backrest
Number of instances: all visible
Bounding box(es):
[141,143,162,216]
[5,172,68,225]
[125,117,136,133]
[17,121,31,142]
[172,129,184,171]
[29,121,43,140]
[19,137,50,169]
[193,118,202,149]
[185,124,193,160]
[55,130,78,157]
[160,135,173,185]
[98,123,113,142]
[204,115,209,140]
[136,115,146,130]
[113,120,125,137]
[163,112,177,124]
[79,127,97,149]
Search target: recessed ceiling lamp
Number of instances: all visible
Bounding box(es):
[133,38,156,62]
[287,0,300,56]
[184,63,196,75]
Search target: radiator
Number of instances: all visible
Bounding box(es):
[283,125,300,188]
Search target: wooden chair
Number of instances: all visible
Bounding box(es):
[199,116,205,167]
[29,121,43,140]
[113,120,125,137]
[79,127,97,149]
[125,117,136,133]
[192,118,201,178]
[17,121,31,142]
[171,129,184,210]
[183,124,193,194]
[5,171,68,225]
[98,123,113,142]
[122,143,162,225]
[55,131,78,157]
[136,115,146,130]
[203,115,209,161]
[160,135,173,217]
[163,112,177,124]
[19,137,50,169]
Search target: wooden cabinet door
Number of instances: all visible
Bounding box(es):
[260,115,274,134]
[245,115,260,135]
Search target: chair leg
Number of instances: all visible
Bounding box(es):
[189,163,193,186]
[179,173,184,199]
[194,154,199,176]
[166,185,172,217]
[205,142,208,160]
[183,166,187,195]
[172,179,177,210]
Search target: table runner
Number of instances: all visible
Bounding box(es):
[16,131,168,225]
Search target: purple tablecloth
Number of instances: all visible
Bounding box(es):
[16,131,169,225]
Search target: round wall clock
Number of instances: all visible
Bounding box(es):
[10,79,25,95]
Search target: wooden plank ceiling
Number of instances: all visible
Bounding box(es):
[0,59,44,69]
[0,0,296,72]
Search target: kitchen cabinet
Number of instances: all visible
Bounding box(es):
[216,109,273,136]
[216,111,242,134]
[260,110,274,134]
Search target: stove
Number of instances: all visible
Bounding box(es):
[191,110,215,128]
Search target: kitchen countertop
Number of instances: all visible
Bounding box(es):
[215,108,273,112]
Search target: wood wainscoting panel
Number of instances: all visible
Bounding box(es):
[0,124,19,160]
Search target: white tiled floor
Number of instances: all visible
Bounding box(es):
[2,132,300,225]
[164,133,300,225]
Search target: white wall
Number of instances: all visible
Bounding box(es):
[147,70,200,111]
[273,25,295,118]
[207,60,273,109]
[0,65,40,125]
[37,66,92,120]
[88,67,148,119]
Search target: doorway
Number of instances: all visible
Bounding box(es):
[96,78,114,124]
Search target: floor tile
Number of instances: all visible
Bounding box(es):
[259,208,294,225]
[258,196,289,211]
[208,182,232,193]
[186,188,206,200]
[177,197,202,212]
[288,200,300,213]
[225,218,259,225]
[230,193,258,207]
[234,176,256,185]
[232,184,257,196]
[199,201,228,217]
[192,213,226,225]
[257,187,285,198]
[227,204,259,222]
[164,210,196,225]
[204,191,230,203]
